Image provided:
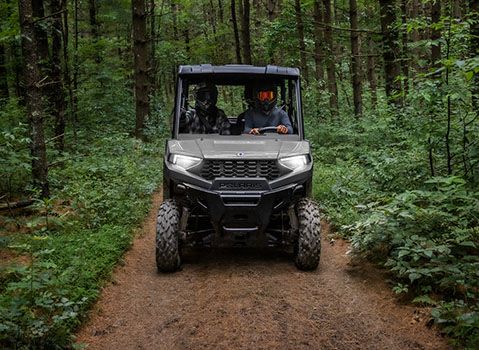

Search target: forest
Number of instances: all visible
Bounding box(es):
[0,0,478,348]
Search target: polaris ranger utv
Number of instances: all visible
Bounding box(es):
[156,64,321,272]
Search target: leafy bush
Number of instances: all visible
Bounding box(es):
[0,132,164,349]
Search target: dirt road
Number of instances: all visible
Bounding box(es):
[76,193,450,350]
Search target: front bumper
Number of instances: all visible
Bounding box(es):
[164,160,312,233]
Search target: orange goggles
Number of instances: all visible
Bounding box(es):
[257,90,275,102]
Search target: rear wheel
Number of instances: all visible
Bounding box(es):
[156,199,181,272]
[294,198,321,271]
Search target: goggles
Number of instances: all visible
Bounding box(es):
[257,90,275,102]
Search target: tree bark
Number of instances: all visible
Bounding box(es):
[430,0,441,69]
[295,0,308,82]
[89,0,99,38]
[470,0,479,113]
[313,1,324,82]
[50,0,66,151]
[0,43,8,101]
[218,0,224,22]
[349,0,362,117]
[132,0,150,140]
[401,0,409,95]
[231,0,242,63]
[18,0,49,197]
[379,0,402,104]
[322,0,338,116]
[149,0,157,94]
[366,36,378,107]
[32,0,49,66]
[239,0,252,64]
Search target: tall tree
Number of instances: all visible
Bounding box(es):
[239,0,252,64]
[231,0,242,63]
[89,0,99,39]
[366,37,378,107]
[431,0,441,69]
[18,0,49,197]
[0,44,8,100]
[401,0,409,94]
[349,0,362,117]
[313,0,324,82]
[322,0,338,116]
[470,0,479,113]
[379,0,402,103]
[50,0,67,151]
[295,0,308,82]
[132,0,150,140]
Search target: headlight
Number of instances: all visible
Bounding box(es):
[169,154,201,170]
[278,155,309,171]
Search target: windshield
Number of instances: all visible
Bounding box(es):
[175,77,301,137]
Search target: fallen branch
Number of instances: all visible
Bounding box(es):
[0,199,34,210]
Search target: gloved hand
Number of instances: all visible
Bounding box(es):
[276,125,288,134]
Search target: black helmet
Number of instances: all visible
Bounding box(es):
[195,83,218,113]
[254,84,277,115]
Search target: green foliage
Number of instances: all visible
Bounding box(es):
[0,133,164,349]
[0,109,31,195]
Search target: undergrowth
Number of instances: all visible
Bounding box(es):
[311,109,479,349]
[0,133,164,349]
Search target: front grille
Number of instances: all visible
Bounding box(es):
[200,160,280,180]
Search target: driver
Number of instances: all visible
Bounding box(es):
[180,83,231,135]
[243,84,293,135]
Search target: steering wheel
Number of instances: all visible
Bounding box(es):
[257,126,278,134]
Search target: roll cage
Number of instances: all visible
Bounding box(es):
[172,64,305,139]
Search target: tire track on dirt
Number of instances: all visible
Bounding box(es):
[76,192,450,349]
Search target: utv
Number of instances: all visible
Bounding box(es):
[156,64,321,272]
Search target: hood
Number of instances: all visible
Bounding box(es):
[167,138,310,160]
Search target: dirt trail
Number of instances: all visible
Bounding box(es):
[76,193,450,350]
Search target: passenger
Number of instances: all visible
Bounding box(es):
[243,84,293,135]
[180,83,231,135]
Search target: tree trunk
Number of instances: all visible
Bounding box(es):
[32,0,49,66]
[349,0,362,117]
[266,0,279,20]
[470,0,479,113]
[62,0,75,147]
[231,0,242,63]
[379,0,402,104]
[401,0,409,95]
[0,43,8,101]
[50,0,66,151]
[430,0,441,69]
[322,0,338,116]
[295,0,308,82]
[73,0,79,141]
[218,0,224,22]
[313,1,324,82]
[89,0,99,38]
[171,1,178,40]
[150,0,157,94]
[18,0,49,197]
[132,0,150,140]
[366,36,378,107]
[239,0,252,64]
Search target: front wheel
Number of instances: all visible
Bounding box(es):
[156,199,181,272]
[294,198,321,271]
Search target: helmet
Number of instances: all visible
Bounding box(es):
[254,84,277,115]
[195,83,218,113]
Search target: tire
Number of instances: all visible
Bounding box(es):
[156,199,181,272]
[294,198,321,271]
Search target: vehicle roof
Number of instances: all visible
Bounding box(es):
[178,64,300,77]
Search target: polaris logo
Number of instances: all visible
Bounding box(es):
[218,182,263,190]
